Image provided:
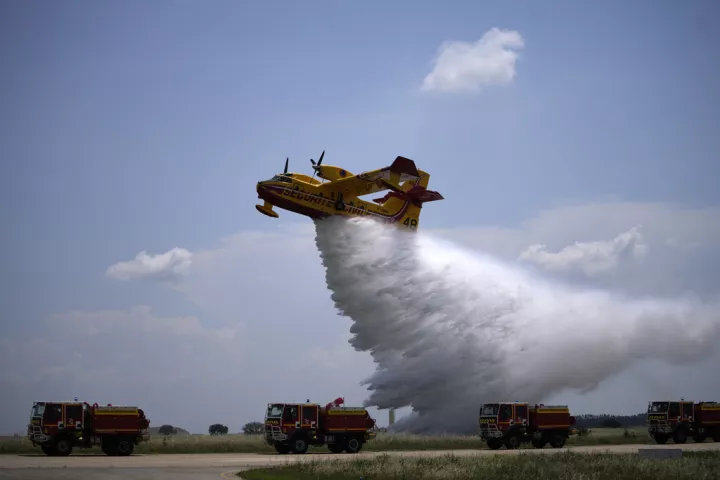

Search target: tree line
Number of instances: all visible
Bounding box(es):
[154,422,264,436]
[573,413,647,428]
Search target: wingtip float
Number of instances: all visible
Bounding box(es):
[255,151,443,231]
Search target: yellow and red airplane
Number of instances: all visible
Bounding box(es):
[255,151,444,230]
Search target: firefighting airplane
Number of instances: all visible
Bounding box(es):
[255,151,444,230]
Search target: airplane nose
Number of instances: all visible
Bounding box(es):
[256,183,270,199]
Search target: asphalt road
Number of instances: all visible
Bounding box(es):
[2,443,719,480]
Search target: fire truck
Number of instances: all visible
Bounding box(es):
[647,400,720,444]
[27,400,151,456]
[263,397,377,454]
[478,402,577,450]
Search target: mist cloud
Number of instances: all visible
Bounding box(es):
[313,216,720,434]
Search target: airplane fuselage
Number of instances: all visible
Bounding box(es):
[256,176,413,224]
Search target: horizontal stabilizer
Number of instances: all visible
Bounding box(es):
[408,186,444,203]
[373,184,444,206]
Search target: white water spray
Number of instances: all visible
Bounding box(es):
[312,216,720,434]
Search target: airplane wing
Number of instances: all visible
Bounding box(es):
[317,156,422,198]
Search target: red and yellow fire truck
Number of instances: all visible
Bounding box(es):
[478,402,577,450]
[647,400,720,444]
[263,397,377,454]
[27,400,151,456]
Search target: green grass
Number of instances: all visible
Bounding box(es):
[240,451,720,480]
[0,428,655,455]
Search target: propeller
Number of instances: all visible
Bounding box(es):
[284,157,289,174]
[310,150,325,181]
[310,150,325,168]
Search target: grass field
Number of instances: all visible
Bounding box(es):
[0,427,660,455]
[239,450,720,480]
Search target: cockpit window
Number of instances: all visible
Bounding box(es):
[270,175,293,183]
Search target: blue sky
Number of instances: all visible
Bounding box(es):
[1,0,719,433]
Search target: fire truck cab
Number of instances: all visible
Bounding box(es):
[647,400,694,444]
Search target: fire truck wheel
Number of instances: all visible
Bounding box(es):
[53,438,73,456]
[653,433,668,444]
[505,435,520,450]
[345,437,362,453]
[116,439,134,456]
[531,439,546,449]
[291,437,309,454]
[712,432,720,442]
[692,433,707,443]
[40,445,54,456]
[274,443,291,454]
[673,428,688,444]
[548,433,566,448]
[486,439,503,450]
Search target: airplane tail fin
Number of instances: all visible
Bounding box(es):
[389,156,420,178]
[372,171,443,230]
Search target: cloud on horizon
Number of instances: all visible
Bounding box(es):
[106,248,192,283]
[518,224,648,276]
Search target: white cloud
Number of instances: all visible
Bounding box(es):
[517,225,647,276]
[106,247,192,282]
[421,27,525,93]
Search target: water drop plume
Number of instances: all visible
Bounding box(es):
[312,216,720,434]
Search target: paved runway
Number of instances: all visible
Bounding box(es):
[2,443,719,480]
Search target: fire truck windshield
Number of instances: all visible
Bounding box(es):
[30,404,45,417]
[266,404,284,418]
[648,402,669,413]
[480,404,499,416]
